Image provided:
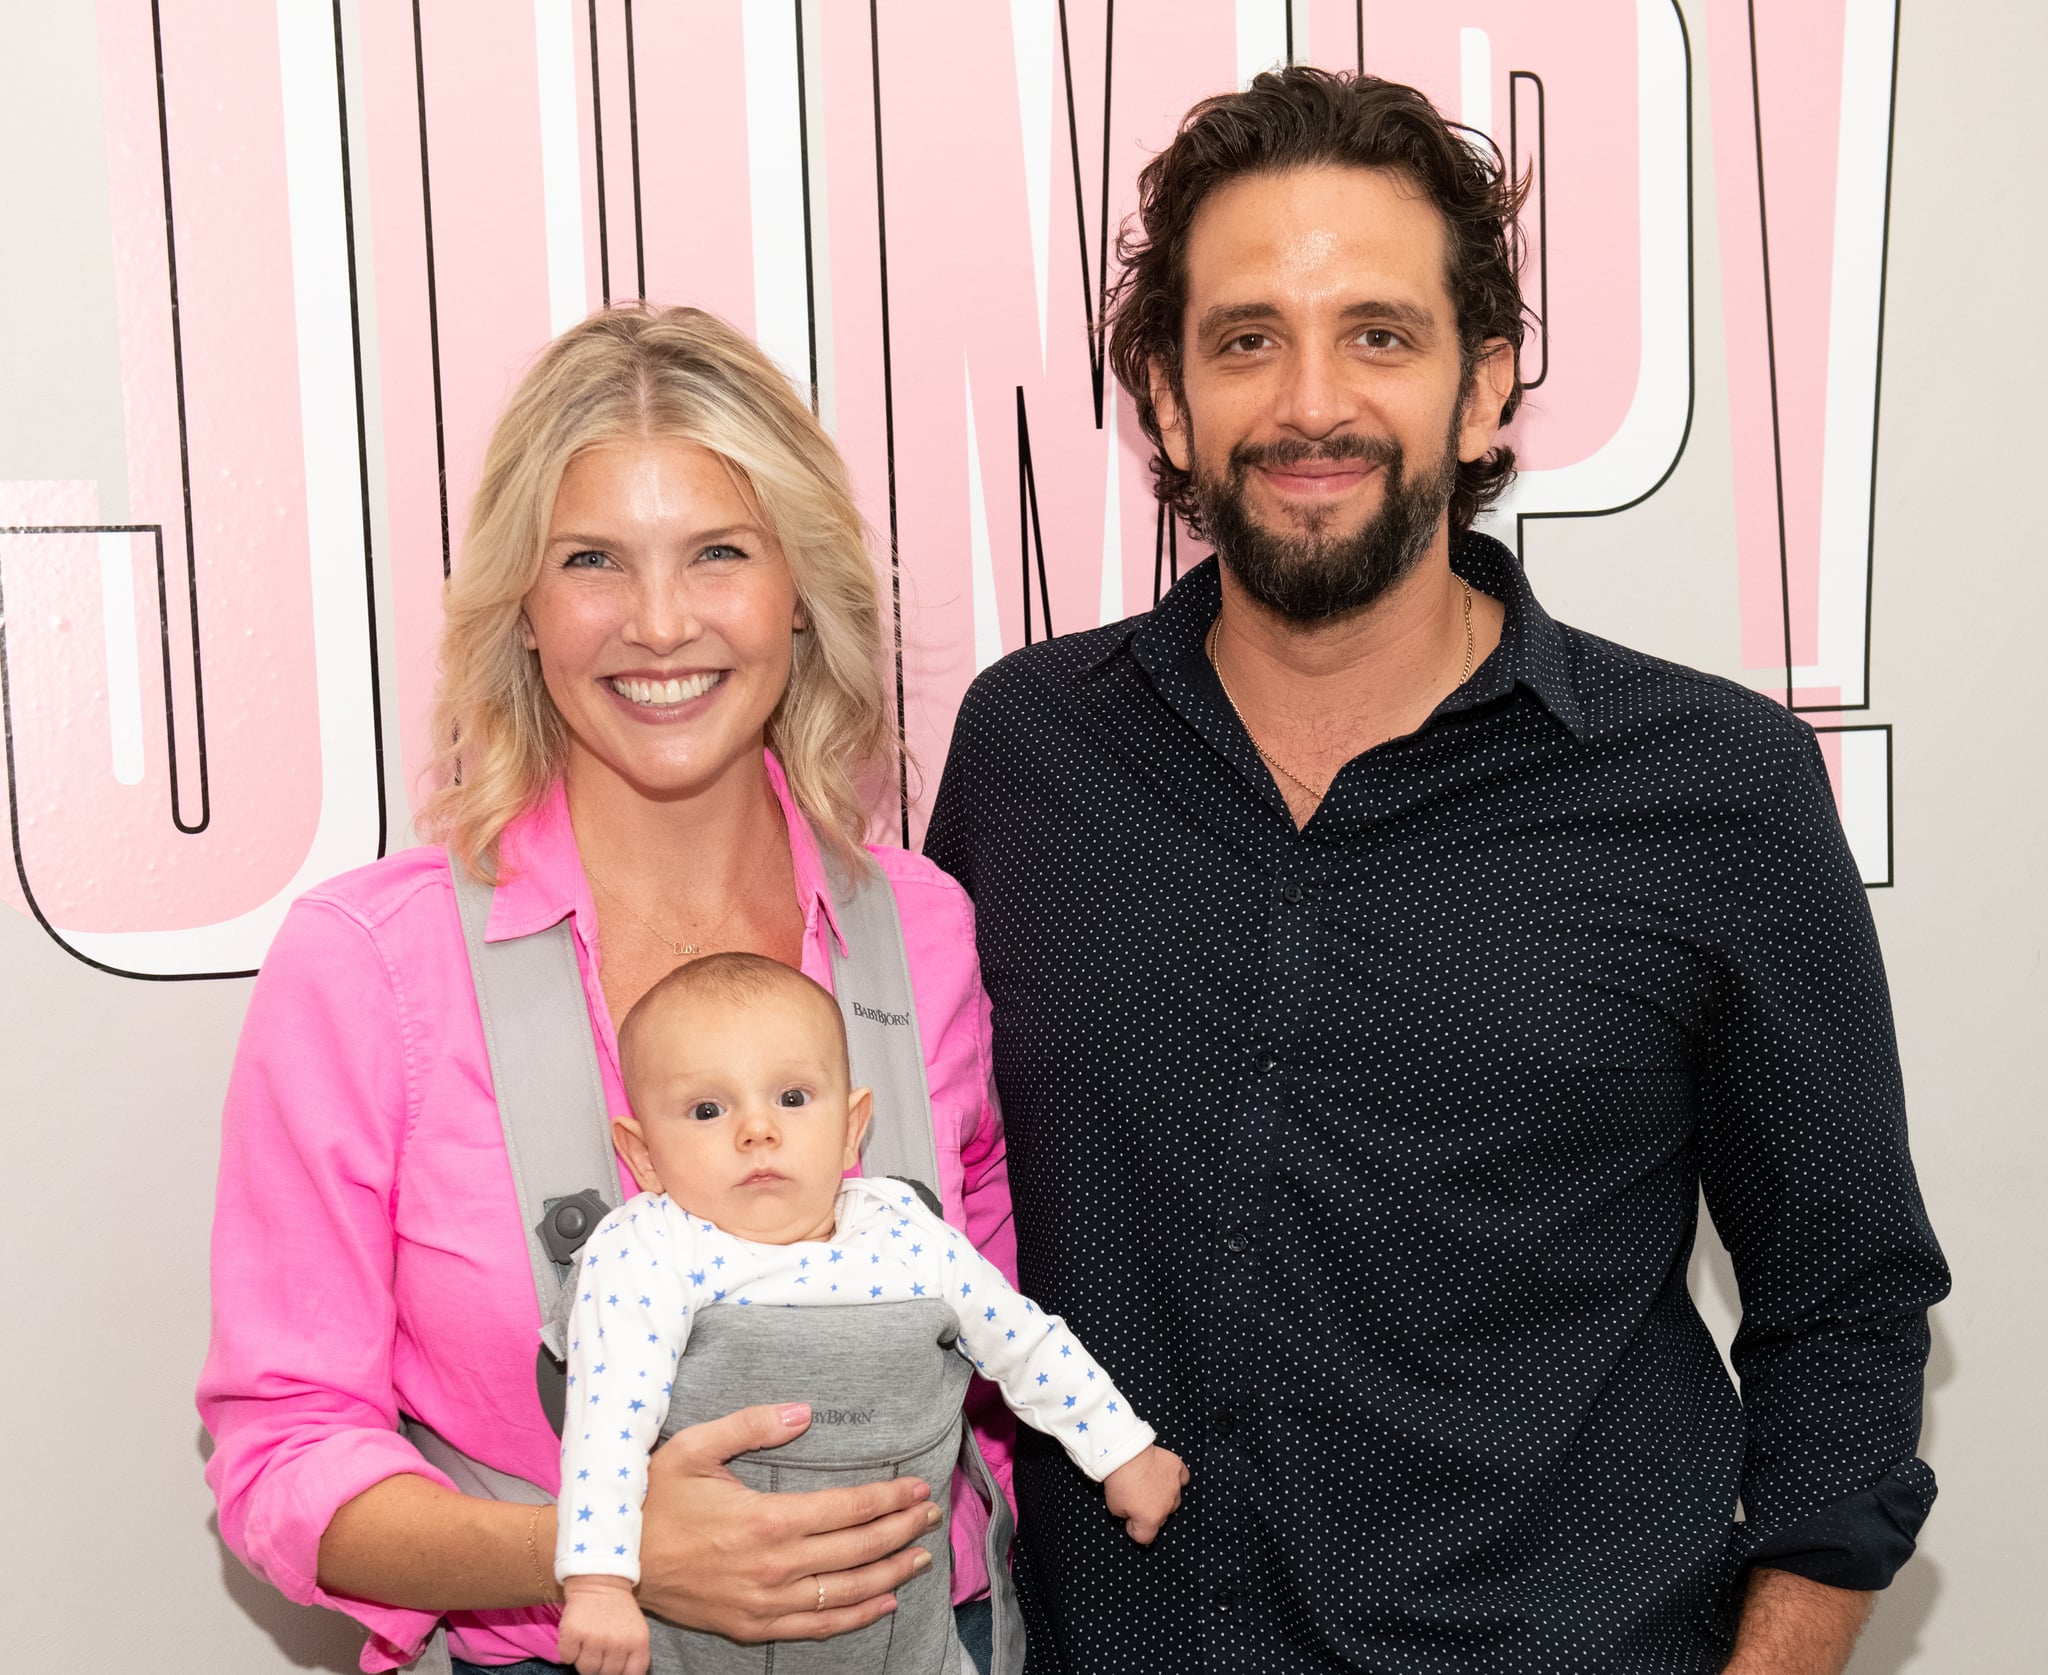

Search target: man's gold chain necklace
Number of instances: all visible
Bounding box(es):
[1205,577,1474,804]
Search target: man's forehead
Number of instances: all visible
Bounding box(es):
[1180,162,1455,315]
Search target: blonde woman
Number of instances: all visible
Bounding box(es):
[199,307,1015,1673]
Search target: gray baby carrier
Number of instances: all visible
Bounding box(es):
[399,854,1024,1675]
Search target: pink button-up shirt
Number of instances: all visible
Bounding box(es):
[198,758,1016,1671]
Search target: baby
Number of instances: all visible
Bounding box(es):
[555,952,1185,1675]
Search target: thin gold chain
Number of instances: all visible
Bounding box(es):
[1205,577,1475,804]
[1458,576,1475,684]
[1206,618,1328,801]
[585,867,746,961]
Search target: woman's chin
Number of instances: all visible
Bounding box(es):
[565,732,771,808]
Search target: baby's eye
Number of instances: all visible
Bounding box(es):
[776,1088,811,1109]
[690,1100,724,1122]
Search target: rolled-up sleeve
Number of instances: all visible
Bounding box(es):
[1698,725,1951,1589]
[197,895,451,1660]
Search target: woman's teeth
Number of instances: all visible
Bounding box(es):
[608,672,721,707]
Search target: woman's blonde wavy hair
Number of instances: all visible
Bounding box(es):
[417,305,892,882]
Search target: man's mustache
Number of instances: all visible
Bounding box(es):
[1226,434,1404,472]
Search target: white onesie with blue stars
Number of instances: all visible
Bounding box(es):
[554,1175,1156,1583]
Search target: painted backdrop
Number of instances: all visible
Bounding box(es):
[3,0,1904,982]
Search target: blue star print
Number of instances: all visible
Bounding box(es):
[556,1178,1154,1595]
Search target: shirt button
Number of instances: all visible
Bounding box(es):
[1216,1583,1246,1609]
[1214,1408,1237,1437]
[1223,1231,1250,1254]
[1280,879,1305,903]
[1257,1053,1278,1073]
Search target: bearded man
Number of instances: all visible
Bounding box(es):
[925,68,1946,1675]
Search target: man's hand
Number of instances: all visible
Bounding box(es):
[1103,1445,1189,1544]
[634,1402,940,1642]
[1723,1567,1874,1675]
[557,1574,650,1675]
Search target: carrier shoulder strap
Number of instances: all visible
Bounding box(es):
[447,857,618,1362]
[825,851,941,1190]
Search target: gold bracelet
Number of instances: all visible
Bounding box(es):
[526,1503,560,1605]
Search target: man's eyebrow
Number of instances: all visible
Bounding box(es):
[1336,299,1441,336]
[1193,302,1282,340]
[1192,298,1443,341]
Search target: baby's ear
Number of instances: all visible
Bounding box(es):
[611,1116,663,1193]
[843,1088,874,1169]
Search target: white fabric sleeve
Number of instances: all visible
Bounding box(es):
[921,1209,1156,1481]
[554,1195,696,1583]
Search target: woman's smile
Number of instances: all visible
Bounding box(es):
[607,670,723,708]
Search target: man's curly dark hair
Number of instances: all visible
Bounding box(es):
[1105,67,1531,538]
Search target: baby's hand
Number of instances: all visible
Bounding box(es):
[558,1573,651,1675]
[1103,1444,1188,1544]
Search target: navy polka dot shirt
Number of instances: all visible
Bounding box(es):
[925,534,1949,1674]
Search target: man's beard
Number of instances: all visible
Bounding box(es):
[1192,410,1462,623]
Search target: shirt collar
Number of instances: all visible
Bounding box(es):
[1447,530,1588,739]
[484,751,846,949]
[1121,530,1588,740]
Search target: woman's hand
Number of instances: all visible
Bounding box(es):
[635,1402,942,1642]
